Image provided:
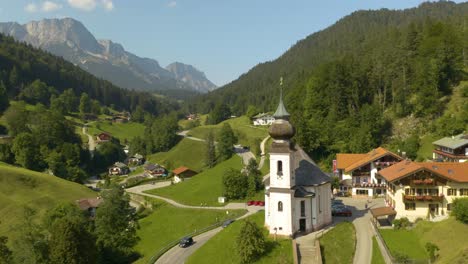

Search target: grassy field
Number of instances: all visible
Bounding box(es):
[319,222,356,264]
[372,236,385,264]
[135,198,247,264]
[145,156,243,206]
[379,229,428,260]
[147,138,206,171]
[0,163,95,236]
[188,116,268,147]
[87,121,145,142]
[187,211,293,264]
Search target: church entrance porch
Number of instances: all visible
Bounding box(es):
[299,219,306,232]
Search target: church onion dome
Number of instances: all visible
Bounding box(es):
[268,119,295,140]
[268,84,295,140]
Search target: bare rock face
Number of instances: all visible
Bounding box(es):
[0,18,216,93]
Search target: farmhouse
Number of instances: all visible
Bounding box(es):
[128,154,145,166]
[144,163,167,178]
[379,161,468,221]
[109,162,129,175]
[173,166,197,183]
[76,197,103,217]
[252,113,275,126]
[432,134,468,162]
[264,91,331,236]
[335,147,402,197]
[96,132,112,143]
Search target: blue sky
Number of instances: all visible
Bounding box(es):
[0,0,463,86]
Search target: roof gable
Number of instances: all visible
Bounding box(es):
[344,147,402,173]
[336,154,367,169]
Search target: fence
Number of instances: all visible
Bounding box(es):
[371,219,431,264]
[146,220,232,264]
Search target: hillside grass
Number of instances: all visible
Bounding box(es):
[188,116,268,147]
[417,134,436,161]
[145,156,243,206]
[0,163,95,236]
[135,198,247,264]
[372,236,385,264]
[187,211,293,264]
[147,138,206,171]
[87,121,145,142]
[319,222,356,264]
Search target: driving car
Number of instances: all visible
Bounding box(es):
[332,206,352,217]
[179,236,194,248]
[222,219,235,228]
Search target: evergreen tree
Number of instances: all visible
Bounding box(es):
[94,186,139,263]
[11,133,40,170]
[218,123,237,161]
[236,220,266,264]
[79,93,91,119]
[205,130,216,168]
[245,158,262,197]
[0,81,9,114]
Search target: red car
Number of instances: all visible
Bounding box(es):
[257,201,265,206]
[247,200,255,206]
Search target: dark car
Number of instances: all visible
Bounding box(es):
[179,236,193,248]
[222,219,235,228]
[332,206,352,217]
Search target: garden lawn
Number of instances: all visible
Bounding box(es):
[319,222,356,264]
[189,116,268,147]
[87,121,145,142]
[0,163,95,237]
[379,229,428,260]
[145,156,243,206]
[147,138,206,171]
[187,211,293,264]
[135,198,246,264]
[372,236,385,264]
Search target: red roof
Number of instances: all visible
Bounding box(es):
[344,147,402,173]
[336,154,367,169]
[172,166,193,175]
[379,160,468,183]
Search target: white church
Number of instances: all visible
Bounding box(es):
[264,91,332,236]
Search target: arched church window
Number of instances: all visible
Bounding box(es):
[278,201,283,212]
[277,160,283,175]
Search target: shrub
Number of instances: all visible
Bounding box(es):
[393,252,410,263]
[452,198,468,224]
[392,217,411,229]
[425,242,439,261]
[236,220,266,264]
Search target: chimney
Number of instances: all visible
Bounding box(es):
[402,151,407,159]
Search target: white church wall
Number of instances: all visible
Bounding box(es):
[268,192,293,236]
[269,153,294,188]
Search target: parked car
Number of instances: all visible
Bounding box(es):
[222,219,235,228]
[332,200,343,205]
[247,200,255,206]
[179,236,194,248]
[254,201,265,206]
[332,206,352,217]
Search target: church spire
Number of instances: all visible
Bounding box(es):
[273,77,290,119]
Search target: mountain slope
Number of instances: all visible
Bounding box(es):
[0,18,216,94]
[0,163,95,236]
[192,1,468,162]
[166,62,217,92]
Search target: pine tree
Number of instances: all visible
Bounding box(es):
[205,130,216,168]
[79,93,91,119]
[218,123,237,161]
[0,81,9,114]
[236,220,266,264]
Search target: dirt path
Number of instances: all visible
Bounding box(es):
[82,125,96,151]
[258,136,270,170]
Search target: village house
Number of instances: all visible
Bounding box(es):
[96,132,112,143]
[432,134,468,162]
[252,113,275,126]
[264,91,331,237]
[144,163,167,178]
[173,166,197,183]
[379,161,468,222]
[76,197,103,217]
[128,154,145,166]
[109,162,129,175]
[186,113,199,120]
[335,147,402,197]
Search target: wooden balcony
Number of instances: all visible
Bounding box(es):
[411,179,435,185]
[403,194,444,202]
[433,149,468,160]
[352,183,387,188]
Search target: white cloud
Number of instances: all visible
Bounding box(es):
[67,0,114,11]
[42,1,62,12]
[102,0,114,11]
[68,0,97,11]
[25,3,38,13]
[167,1,177,8]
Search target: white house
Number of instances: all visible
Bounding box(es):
[253,113,275,126]
[379,161,468,221]
[264,92,332,237]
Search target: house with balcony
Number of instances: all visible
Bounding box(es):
[379,161,468,221]
[433,134,468,162]
[336,147,402,197]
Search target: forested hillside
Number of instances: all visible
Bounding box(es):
[0,34,178,115]
[193,1,468,164]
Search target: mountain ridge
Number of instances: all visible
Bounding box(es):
[0,17,217,94]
